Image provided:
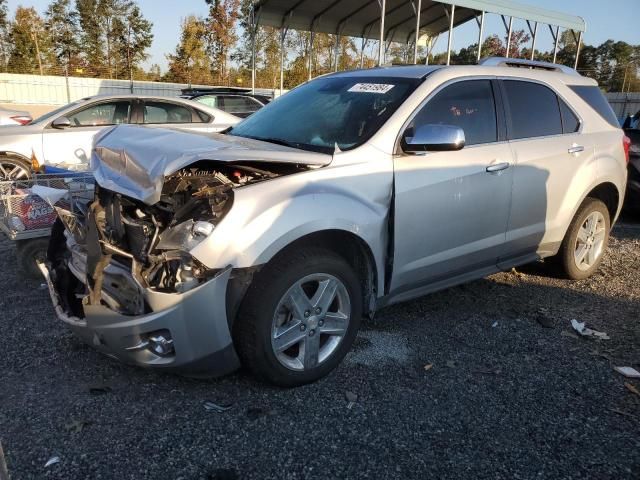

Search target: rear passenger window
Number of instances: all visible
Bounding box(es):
[503,80,562,139]
[410,80,497,146]
[559,99,580,133]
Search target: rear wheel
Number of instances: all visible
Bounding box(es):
[16,237,49,279]
[557,198,610,280]
[234,247,362,387]
[0,156,31,181]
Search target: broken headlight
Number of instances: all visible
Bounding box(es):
[155,219,215,252]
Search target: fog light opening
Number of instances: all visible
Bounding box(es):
[148,331,174,357]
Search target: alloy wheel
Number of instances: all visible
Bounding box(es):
[271,273,351,371]
[574,211,606,271]
[0,161,30,182]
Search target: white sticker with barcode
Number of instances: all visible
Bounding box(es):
[348,83,395,94]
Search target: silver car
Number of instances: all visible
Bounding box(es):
[0,95,239,180]
[43,58,627,386]
[0,106,32,126]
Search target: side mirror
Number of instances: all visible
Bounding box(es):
[402,124,465,153]
[51,116,72,129]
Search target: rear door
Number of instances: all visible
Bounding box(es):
[218,95,262,118]
[391,78,514,293]
[42,99,132,167]
[138,100,218,133]
[498,79,594,264]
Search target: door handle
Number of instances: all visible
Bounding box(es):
[568,145,585,154]
[486,162,510,173]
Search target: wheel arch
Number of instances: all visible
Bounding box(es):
[227,229,380,325]
[585,182,621,223]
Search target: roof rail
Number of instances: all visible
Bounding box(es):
[479,57,581,76]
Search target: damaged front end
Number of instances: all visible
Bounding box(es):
[45,161,284,375]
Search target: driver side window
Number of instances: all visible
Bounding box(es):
[67,101,131,127]
[409,80,497,146]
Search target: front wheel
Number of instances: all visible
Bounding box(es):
[234,247,362,387]
[0,156,31,181]
[556,198,610,280]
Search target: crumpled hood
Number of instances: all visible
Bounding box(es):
[91,124,332,204]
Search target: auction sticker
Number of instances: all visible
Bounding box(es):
[348,83,395,94]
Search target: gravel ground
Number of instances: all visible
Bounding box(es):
[1,223,639,480]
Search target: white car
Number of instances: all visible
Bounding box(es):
[0,95,240,180]
[0,106,32,126]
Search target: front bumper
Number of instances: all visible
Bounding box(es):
[40,262,241,377]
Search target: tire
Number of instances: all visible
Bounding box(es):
[0,156,31,181]
[16,237,50,279]
[556,198,610,280]
[234,246,363,387]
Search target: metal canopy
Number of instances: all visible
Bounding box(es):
[253,0,585,43]
[250,0,586,93]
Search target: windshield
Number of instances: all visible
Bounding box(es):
[31,101,83,124]
[228,76,420,153]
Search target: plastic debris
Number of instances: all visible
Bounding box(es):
[345,391,357,409]
[570,319,610,340]
[203,401,232,413]
[0,441,9,480]
[614,366,640,378]
[31,185,68,207]
[44,456,60,468]
[423,363,433,371]
[624,382,640,398]
[491,321,499,328]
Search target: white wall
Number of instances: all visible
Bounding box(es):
[0,73,276,106]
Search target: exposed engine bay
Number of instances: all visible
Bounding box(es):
[48,161,305,318]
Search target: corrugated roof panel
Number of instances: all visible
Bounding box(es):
[254,0,585,43]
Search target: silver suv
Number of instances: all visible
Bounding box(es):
[43,58,628,386]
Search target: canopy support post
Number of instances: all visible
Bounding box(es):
[476,11,484,63]
[445,4,455,65]
[308,29,315,81]
[573,30,582,69]
[412,0,422,64]
[502,15,513,58]
[378,0,386,65]
[279,26,288,95]
[334,33,341,72]
[551,25,560,63]
[526,20,538,60]
[250,7,258,94]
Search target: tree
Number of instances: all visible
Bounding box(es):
[75,0,104,74]
[8,7,53,74]
[205,0,240,83]
[112,4,153,80]
[45,0,82,72]
[0,0,10,70]
[166,15,213,84]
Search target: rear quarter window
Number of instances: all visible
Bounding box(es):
[569,85,619,128]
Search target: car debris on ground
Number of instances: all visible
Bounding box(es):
[203,401,233,413]
[570,319,610,340]
[614,366,640,378]
[44,456,60,468]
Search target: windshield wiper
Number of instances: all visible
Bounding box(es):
[252,136,303,149]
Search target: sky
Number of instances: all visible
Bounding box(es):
[6,0,640,72]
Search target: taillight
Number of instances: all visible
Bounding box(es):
[10,115,32,125]
[623,135,631,164]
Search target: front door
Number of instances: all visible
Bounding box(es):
[391,79,513,294]
[42,100,132,168]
